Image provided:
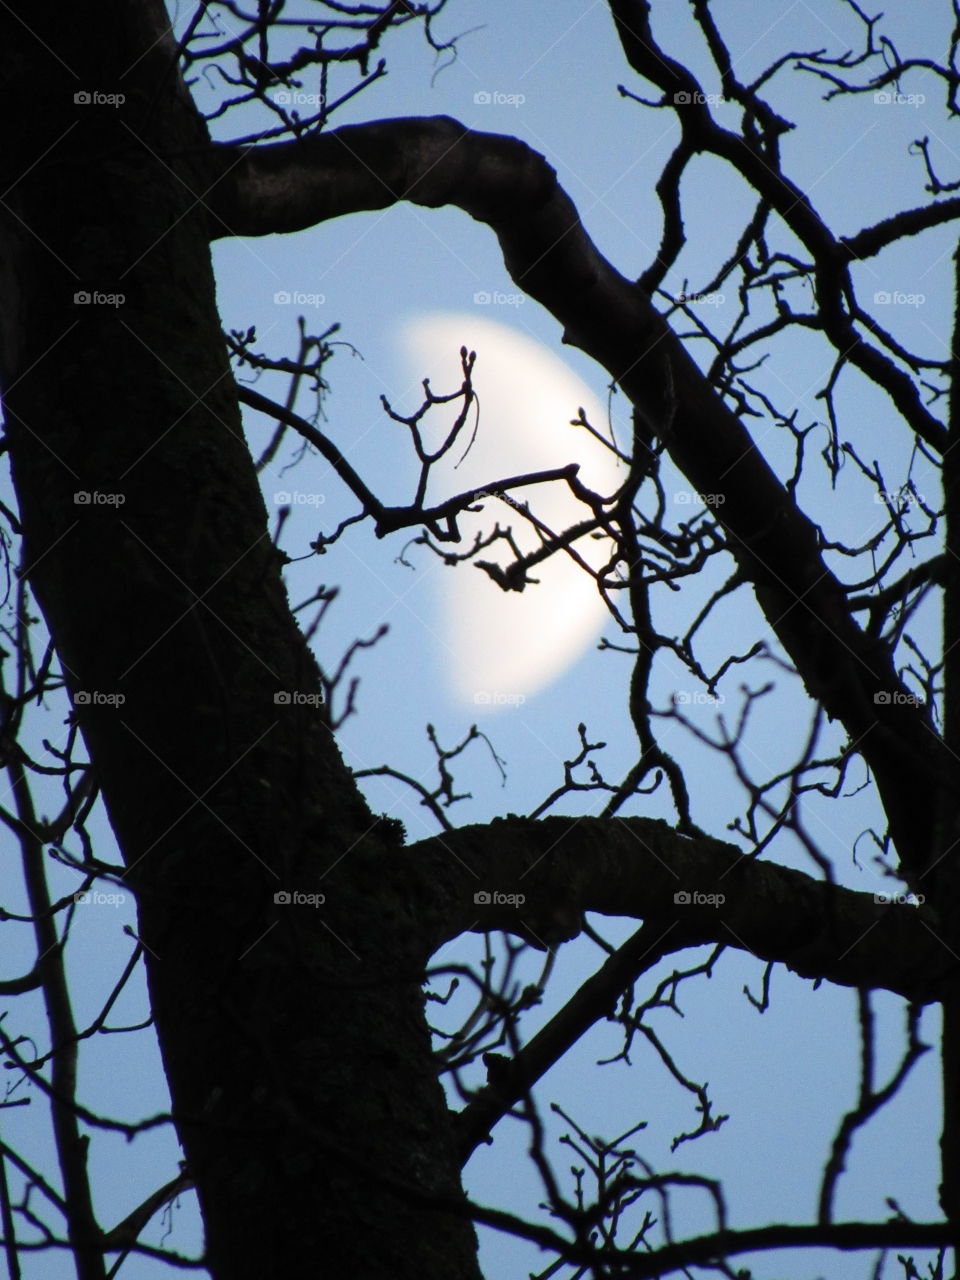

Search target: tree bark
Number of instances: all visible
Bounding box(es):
[936,243,960,1241]
[407,816,952,1004]
[0,6,479,1276]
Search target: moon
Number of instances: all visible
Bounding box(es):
[398,313,621,707]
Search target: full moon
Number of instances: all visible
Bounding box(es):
[398,313,621,707]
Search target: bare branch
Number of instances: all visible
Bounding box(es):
[408,815,953,1003]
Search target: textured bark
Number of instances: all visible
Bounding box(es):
[0,7,479,1277]
[937,244,960,1237]
[407,816,952,1005]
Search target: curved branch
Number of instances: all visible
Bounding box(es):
[207,116,946,873]
[238,385,384,518]
[407,815,955,1005]
[608,0,948,457]
[100,1167,193,1251]
[238,383,585,542]
[842,197,960,260]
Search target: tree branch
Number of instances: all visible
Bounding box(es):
[456,921,679,1161]
[607,0,949,456]
[615,1219,952,1279]
[206,116,947,874]
[407,815,955,1004]
[100,1168,193,1251]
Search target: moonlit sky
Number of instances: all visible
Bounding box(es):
[2,3,953,1276]
[213,5,947,1275]
[400,312,621,702]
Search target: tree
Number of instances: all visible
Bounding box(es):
[0,1,956,1276]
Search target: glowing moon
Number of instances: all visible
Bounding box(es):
[398,313,621,707]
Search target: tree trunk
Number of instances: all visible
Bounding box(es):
[937,244,960,1245]
[0,6,479,1275]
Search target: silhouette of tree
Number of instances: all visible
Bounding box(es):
[0,3,955,1277]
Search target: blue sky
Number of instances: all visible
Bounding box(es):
[208,4,949,1274]
[2,2,954,1275]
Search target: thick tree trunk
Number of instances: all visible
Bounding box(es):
[937,244,960,1245]
[0,6,479,1276]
